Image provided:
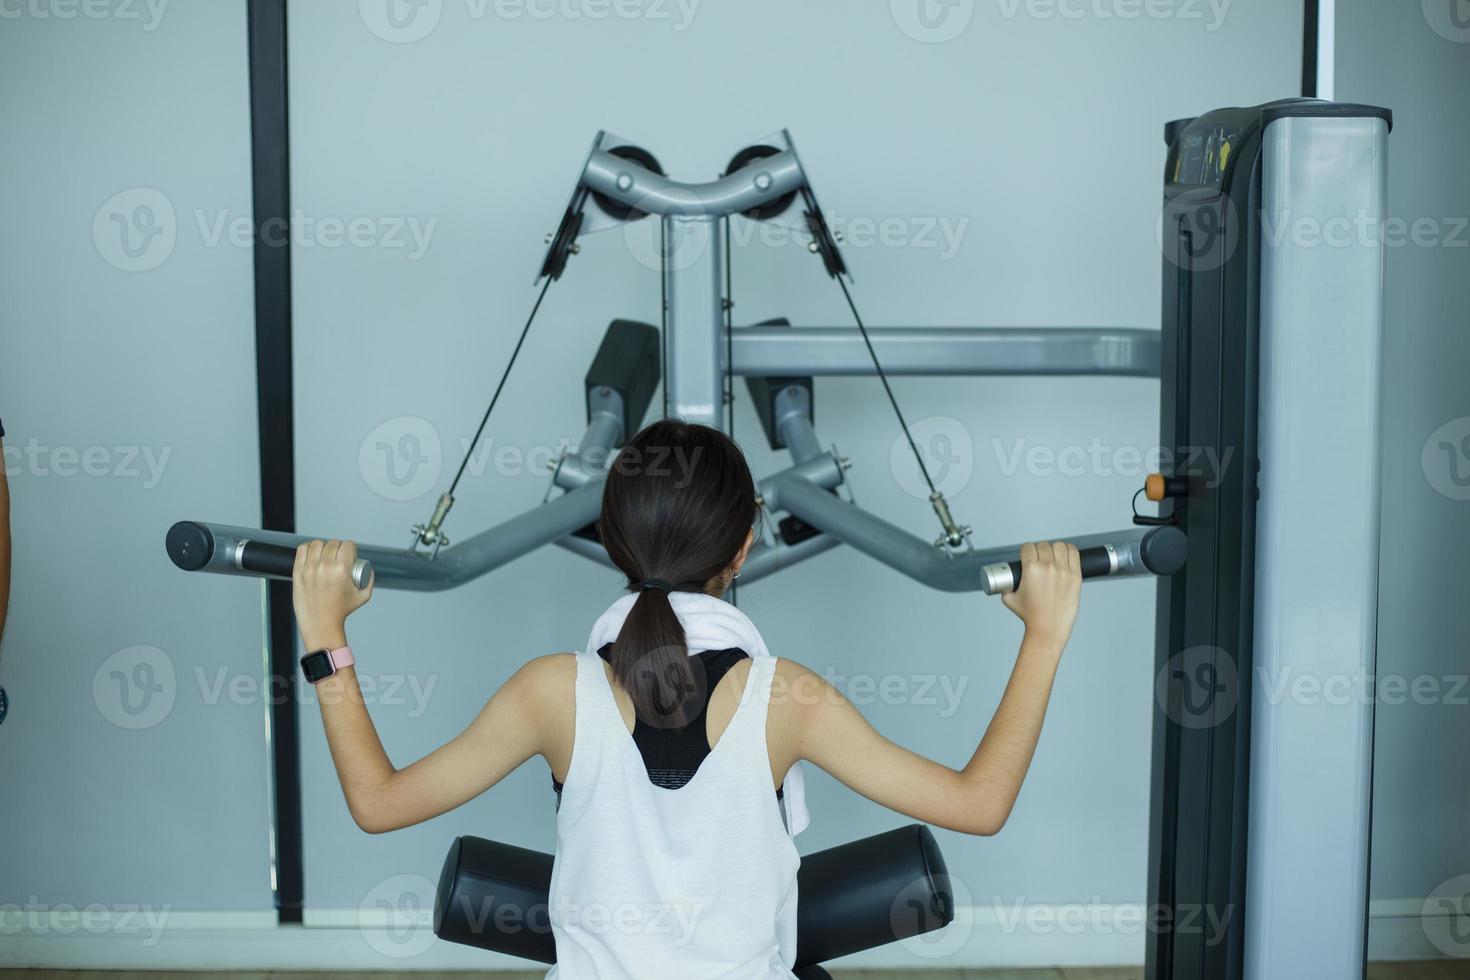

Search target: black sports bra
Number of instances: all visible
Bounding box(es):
[551,645,785,807]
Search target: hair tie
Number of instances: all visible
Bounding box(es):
[639,578,674,594]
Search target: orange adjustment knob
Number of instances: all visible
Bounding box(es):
[1145,474,1188,501]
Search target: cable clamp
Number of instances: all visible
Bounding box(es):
[411,492,455,558]
[931,491,972,550]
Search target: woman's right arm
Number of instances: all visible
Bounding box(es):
[777,541,1081,837]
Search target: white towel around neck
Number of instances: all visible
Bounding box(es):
[582,590,810,836]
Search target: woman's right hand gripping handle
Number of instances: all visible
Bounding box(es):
[783,541,1082,837]
[1001,540,1082,646]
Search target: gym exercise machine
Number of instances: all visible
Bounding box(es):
[162,123,1187,976]
[1146,100,1390,980]
[165,127,1186,597]
[165,99,1388,976]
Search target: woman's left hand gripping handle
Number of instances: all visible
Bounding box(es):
[293,540,374,651]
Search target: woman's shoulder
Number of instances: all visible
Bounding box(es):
[771,656,827,690]
[769,657,838,725]
[526,652,579,678]
[505,653,579,705]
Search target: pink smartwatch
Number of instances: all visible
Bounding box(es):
[300,645,355,684]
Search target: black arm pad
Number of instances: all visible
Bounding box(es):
[433,824,953,969]
[434,836,556,963]
[793,824,952,966]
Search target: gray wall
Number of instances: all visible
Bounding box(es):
[283,0,1299,921]
[1335,0,1470,907]
[0,2,271,910]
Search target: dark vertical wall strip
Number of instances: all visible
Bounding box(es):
[246,0,303,922]
[1301,0,1320,97]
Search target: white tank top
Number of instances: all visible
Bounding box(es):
[546,649,801,979]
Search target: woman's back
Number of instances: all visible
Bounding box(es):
[546,648,799,979]
[291,418,1082,976]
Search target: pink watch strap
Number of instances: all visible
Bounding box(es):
[327,646,355,672]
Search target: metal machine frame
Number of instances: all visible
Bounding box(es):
[169,103,1390,978]
[1147,100,1390,980]
[171,128,1179,596]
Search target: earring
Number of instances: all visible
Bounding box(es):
[732,570,741,579]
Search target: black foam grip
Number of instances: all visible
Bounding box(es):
[433,824,952,968]
[238,540,298,579]
[1006,545,1116,588]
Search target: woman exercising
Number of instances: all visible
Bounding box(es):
[293,419,1081,980]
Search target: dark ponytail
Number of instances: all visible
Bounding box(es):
[598,420,758,728]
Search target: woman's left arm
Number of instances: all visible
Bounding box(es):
[293,539,562,834]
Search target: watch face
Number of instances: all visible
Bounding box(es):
[301,651,335,683]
